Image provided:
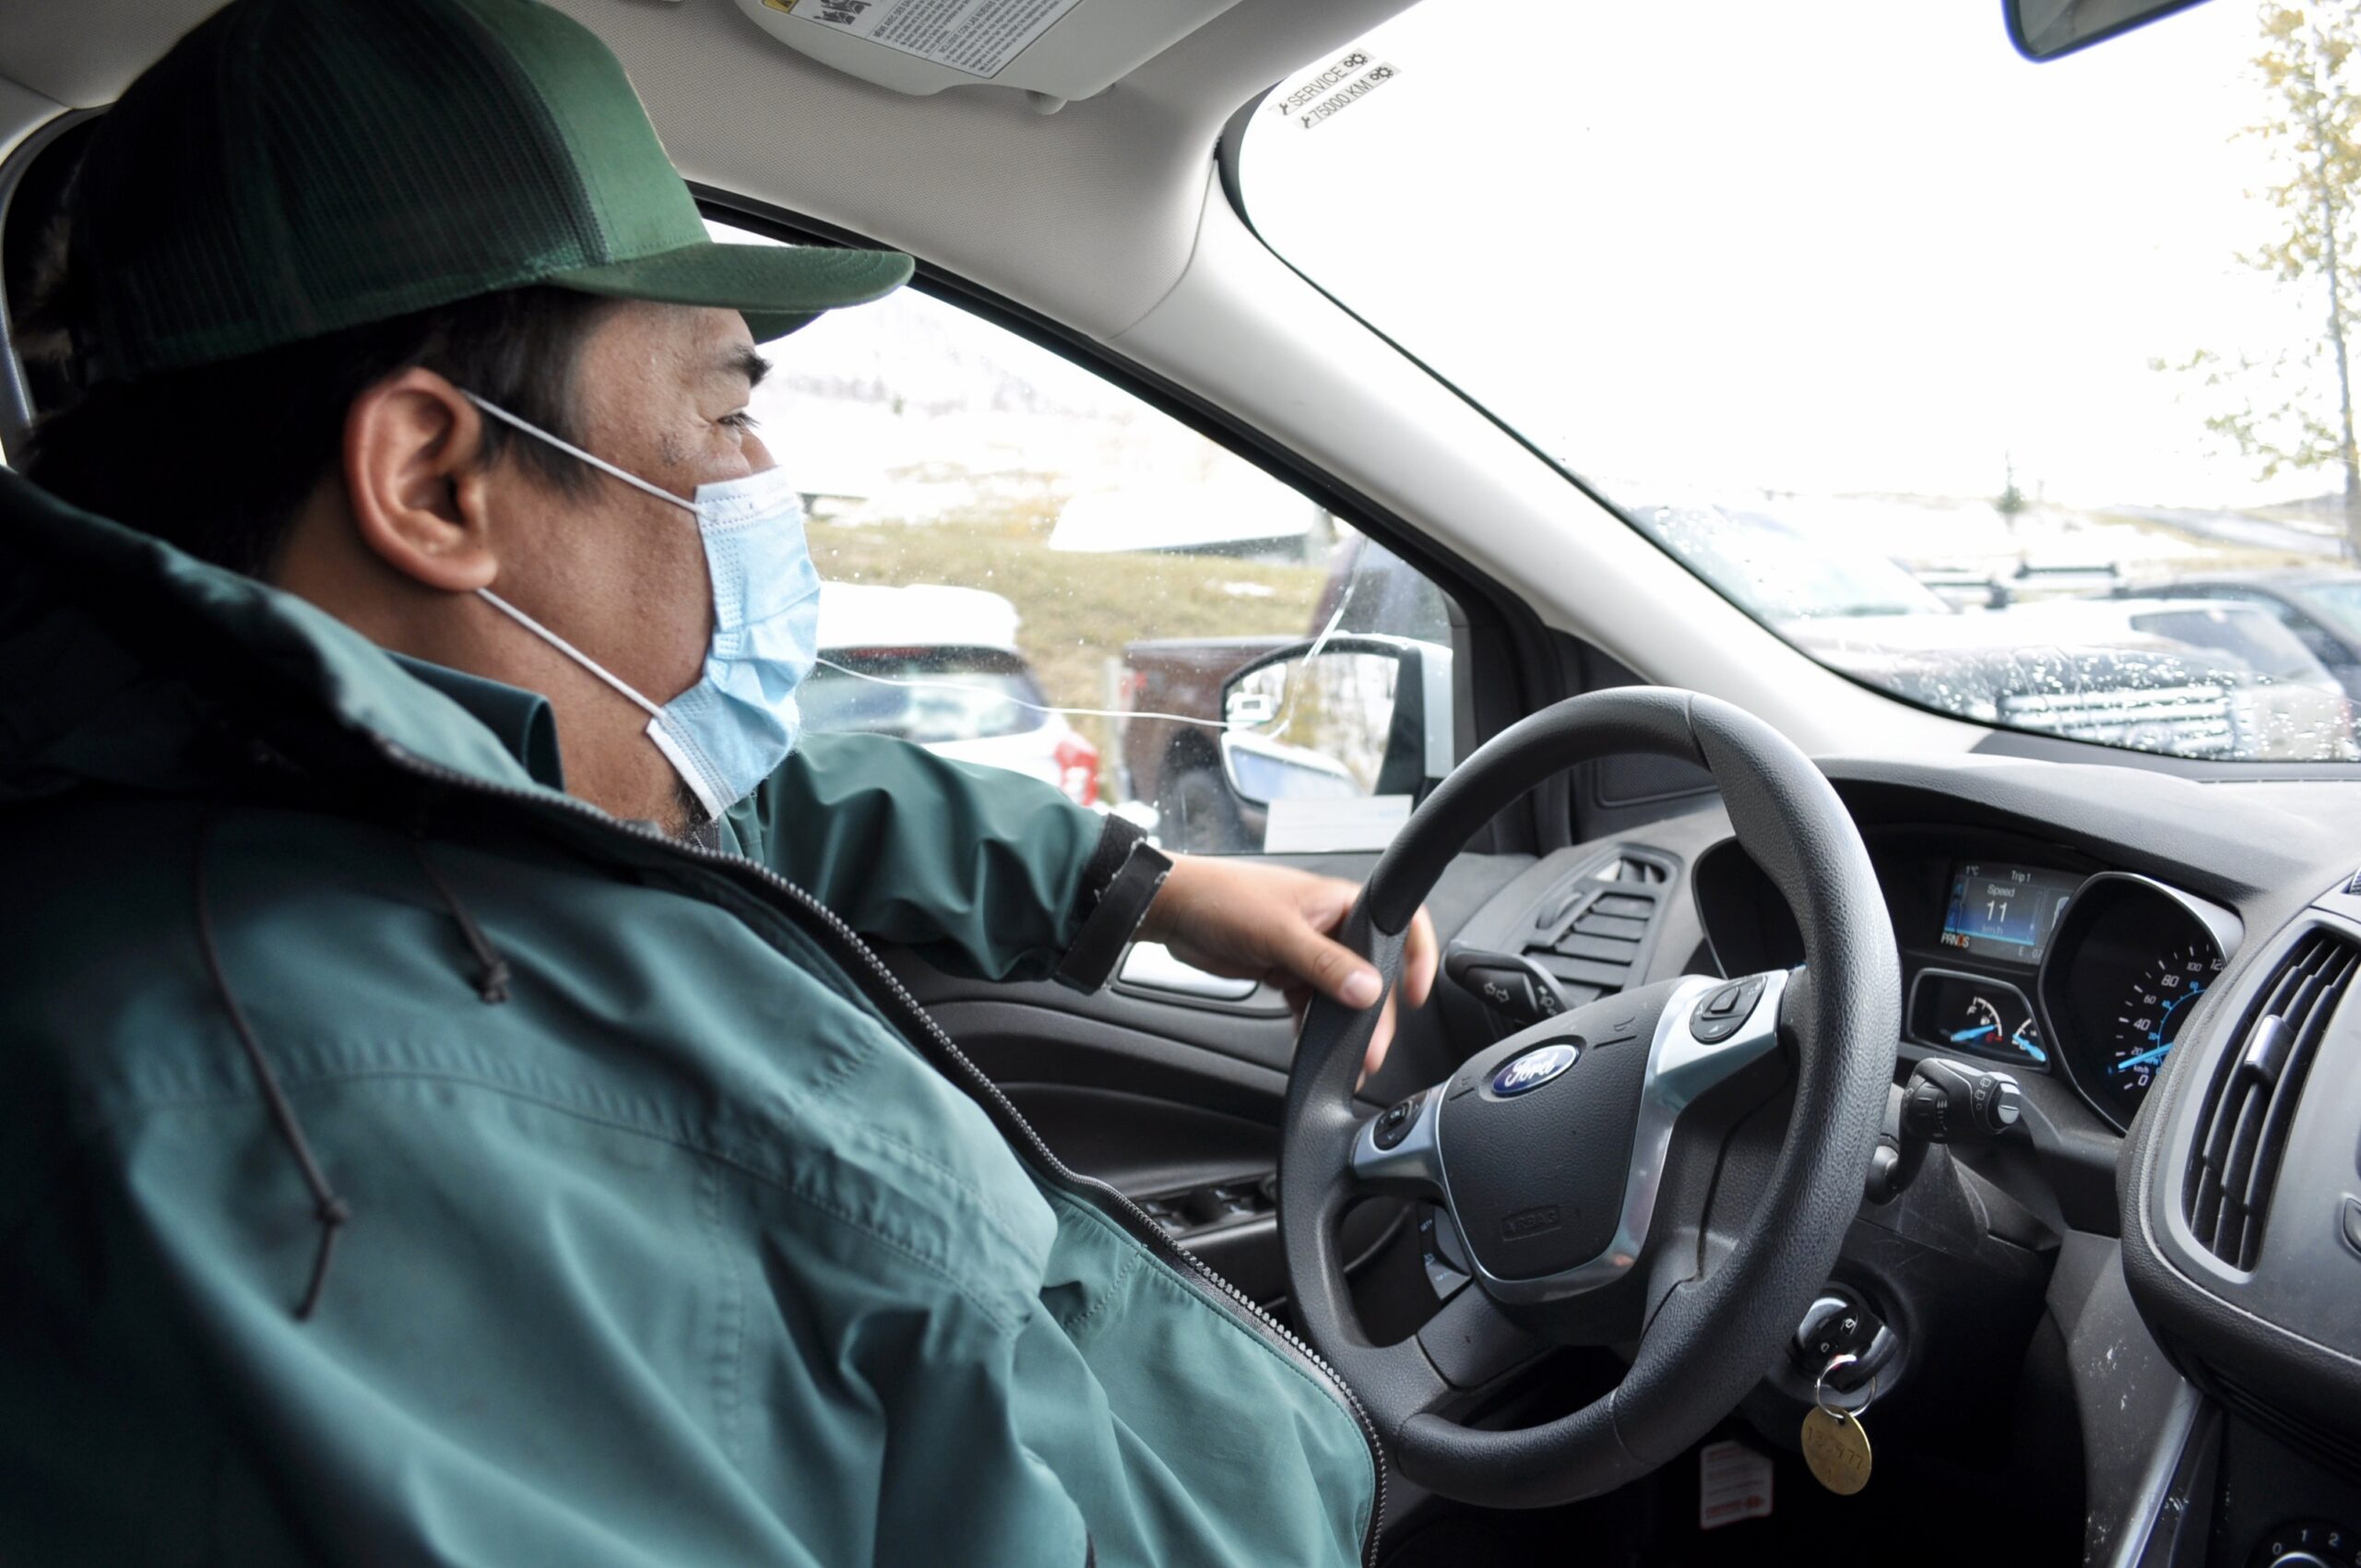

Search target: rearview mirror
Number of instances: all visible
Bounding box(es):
[2005,0,2212,61]
[1215,635,1453,806]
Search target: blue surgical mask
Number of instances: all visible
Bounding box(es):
[463,392,821,820]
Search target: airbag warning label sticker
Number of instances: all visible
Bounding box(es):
[765,0,1078,79]
[1698,1440,1774,1530]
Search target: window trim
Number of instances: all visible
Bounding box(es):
[0,108,99,457]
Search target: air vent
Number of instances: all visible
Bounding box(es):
[1520,846,1676,1007]
[2183,932,2357,1269]
[2344,866,2361,897]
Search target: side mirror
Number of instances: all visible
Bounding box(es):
[2004,0,2211,62]
[1215,635,1454,806]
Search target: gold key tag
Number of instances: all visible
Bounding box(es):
[1800,1405,1873,1495]
[1802,1351,1875,1495]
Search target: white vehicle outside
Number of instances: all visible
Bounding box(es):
[803,583,1100,806]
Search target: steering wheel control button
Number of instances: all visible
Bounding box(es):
[1691,1012,1743,1044]
[1489,1042,1580,1098]
[1691,974,1770,1043]
[1372,1091,1425,1150]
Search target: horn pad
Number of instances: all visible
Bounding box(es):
[1434,984,1673,1281]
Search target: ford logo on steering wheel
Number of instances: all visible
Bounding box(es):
[1490,1042,1579,1097]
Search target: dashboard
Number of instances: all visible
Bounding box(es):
[1425,750,2361,1567]
[1515,754,2361,1568]
[1692,825,2243,1135]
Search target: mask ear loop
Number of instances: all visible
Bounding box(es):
[461,392,699,516]
[476,588,666,722]
[457,390,688,720]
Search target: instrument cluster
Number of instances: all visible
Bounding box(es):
[1900,856,2233,1133]
[1693,829,2241,1133]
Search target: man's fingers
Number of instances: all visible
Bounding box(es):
[1401,906,1440,1009]
[1282,920,1385,1011]
[1360,992,1399,1085]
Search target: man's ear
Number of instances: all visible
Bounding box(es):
[342,367,501,593]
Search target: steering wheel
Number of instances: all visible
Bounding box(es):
[1279,687,1898,1508]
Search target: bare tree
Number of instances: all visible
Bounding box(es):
[2159,3,2361,556]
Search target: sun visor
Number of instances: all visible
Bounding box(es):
[728,0,1246,108]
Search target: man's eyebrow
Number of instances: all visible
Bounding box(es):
[723,345,771,390]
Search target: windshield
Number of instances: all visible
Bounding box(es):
[1633,503,1953,622]
[1242,0,2361,762]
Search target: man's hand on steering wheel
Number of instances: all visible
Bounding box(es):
[1141,857,1441,1082]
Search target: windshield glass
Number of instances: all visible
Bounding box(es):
[1242,0,2361,762]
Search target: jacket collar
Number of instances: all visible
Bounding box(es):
[390,656,567,791]
[0,466,565,805]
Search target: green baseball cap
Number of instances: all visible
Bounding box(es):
[64,0,912,382]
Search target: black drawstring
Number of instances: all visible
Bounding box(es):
[409,837,512,1004]
[193,812,350,1322]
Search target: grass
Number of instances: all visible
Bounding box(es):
[807,512,1330,791]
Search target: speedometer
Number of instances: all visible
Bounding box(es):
[2041,873,2234,1133]
[2098,943,2224,1125]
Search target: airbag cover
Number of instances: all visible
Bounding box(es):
[1439,1026,1651,1280]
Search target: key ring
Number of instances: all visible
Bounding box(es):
[1816,1351,1877,1418]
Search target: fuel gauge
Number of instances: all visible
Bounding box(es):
[1907,969,2049,1070]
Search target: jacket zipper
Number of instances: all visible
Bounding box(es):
[366,739,1388,1568]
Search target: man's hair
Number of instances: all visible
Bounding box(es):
[20,207,614,578]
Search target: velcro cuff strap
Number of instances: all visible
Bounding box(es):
[1053,834,1172,993]
[1079,813,1145,902]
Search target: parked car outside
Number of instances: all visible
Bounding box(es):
[1797,596,2356,761]
[2115,569,2361,698]
[803,582,1100,805]
[1634,502,2358,760]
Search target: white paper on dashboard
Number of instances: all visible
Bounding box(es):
[1262,794,1413,854]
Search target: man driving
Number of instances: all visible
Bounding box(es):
[0,0,1438,1561]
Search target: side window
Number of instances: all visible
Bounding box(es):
[2175,585,2346,671]
[717,220,1463,855]
[2265,607,2347,671]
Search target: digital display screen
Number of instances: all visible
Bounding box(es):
[1940,862,2081,964]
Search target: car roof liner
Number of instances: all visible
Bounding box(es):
[0,0,1427,345]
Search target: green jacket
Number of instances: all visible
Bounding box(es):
[0,469,1378,1566]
